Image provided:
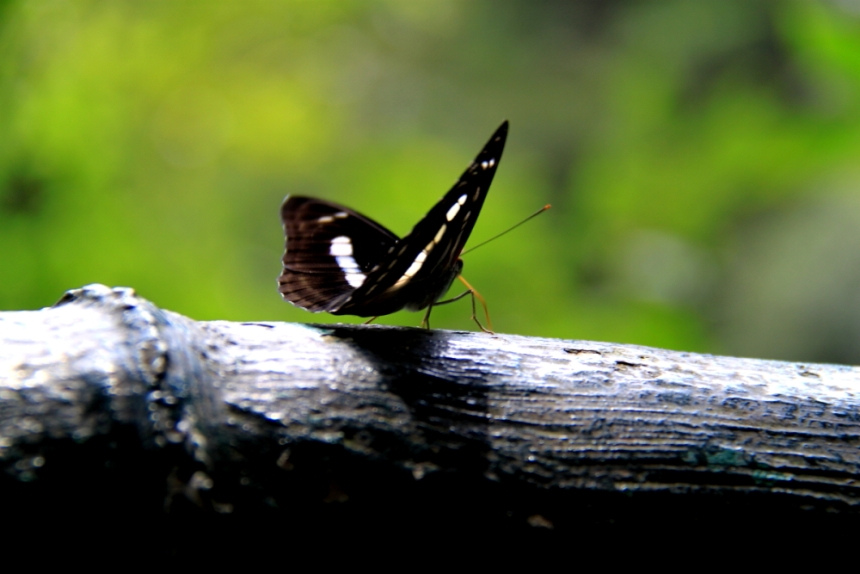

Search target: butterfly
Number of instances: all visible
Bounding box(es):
[278,121,508,331]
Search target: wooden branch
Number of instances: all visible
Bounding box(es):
[2,284,859,535]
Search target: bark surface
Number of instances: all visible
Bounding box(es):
[2,284,859,537]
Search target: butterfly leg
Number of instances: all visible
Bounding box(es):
[457,275,493,333]
[430,276,494,333]
[363,316,379,325]
[464,290,493,333]
[469,291,494,333]
[423,289,471,329]
[425,290,469,330]
[421,305,434,330]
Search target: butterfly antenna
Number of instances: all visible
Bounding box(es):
[460,204,551,256]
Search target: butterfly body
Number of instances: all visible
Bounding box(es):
[278,121,508,325]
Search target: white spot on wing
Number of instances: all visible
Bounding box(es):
[391,241,436,290]
[446,203,460,222]
[344,271,365,288]
[330,236,365,288]
[434,224,446,245]
[445,194,467,222]
[403,260,422,278]
[317,215,335,223]
[329,236,353,257]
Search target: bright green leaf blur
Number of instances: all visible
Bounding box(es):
[3,1,860,364]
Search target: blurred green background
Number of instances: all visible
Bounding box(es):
[2,1,860,364]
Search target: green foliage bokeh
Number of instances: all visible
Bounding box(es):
[3,1,860,364]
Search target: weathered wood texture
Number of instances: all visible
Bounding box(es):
[1,284,859,534]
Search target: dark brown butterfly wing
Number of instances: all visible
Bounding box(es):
[278,197,398,313]
[278,121,508,318]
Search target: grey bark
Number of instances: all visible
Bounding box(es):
[1,284,859,534]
